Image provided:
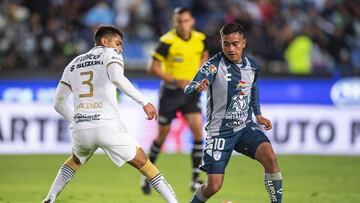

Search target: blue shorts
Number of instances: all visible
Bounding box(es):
[200,122,270,174]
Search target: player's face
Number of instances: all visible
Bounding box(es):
[221,32,246,63]
[101,35,123,53]
[174,12,194,36]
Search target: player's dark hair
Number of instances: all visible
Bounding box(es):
[220,23,245,37]
[174,7,192,15]
[94,25,123,45]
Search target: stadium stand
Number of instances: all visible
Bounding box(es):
[0,0,359,76]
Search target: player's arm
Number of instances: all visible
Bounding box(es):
[184,61,216,95]
[107,62,157,120]
[148,58,174,84]
[252,81,272,130]
[54,82,73,122]
[251,82,261,116]
[148,42,174,82]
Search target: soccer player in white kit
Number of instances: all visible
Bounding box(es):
[42,25,178,203]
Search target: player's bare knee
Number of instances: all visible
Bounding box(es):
[266,151,276,163]
[129,148,148,169]
[264,152,279,172]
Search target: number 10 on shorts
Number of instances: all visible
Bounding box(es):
[206,137,225,150]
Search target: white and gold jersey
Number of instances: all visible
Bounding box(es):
[60,46,146,131]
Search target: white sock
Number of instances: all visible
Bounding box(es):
[195,185,208,202]
[45,165,75,200]
[149,173,178,203]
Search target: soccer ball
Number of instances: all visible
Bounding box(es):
[221,201,233,203]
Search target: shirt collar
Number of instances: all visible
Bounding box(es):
[92,45,104,50]
[222,52,247,68]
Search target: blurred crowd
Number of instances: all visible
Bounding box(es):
[0,0,359,76]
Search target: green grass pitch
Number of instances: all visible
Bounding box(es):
[0,154,359,203]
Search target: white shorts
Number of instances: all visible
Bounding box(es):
[72,125,140,167]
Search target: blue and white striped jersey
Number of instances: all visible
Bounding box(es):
[185,52,261,137]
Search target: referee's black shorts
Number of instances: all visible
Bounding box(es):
[158,87,201,125]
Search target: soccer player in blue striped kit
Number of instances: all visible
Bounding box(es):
[185,23,283,203]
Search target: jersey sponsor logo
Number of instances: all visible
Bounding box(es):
[224,79,250,123]
[73,113,100,123]
[70,65,76,72]
[173,56,183,62]
[70,53,104,72]
[265,180,278,202]
[111,56,122,61]
[224,92,249,121]
[71,61,104,72]
[79,53,101,62]
[76,102,103,110]
[208,64,217,74]
[200,67,211,76]
[236,80,247,90]
[200,64,218,76]
[76,60,103,69]
[225,120,246,127]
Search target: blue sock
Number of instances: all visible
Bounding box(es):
[265,172,283,203]
[190,195,204,203]
[190,185,207,203]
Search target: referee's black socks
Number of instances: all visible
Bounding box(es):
[149,141,161,164]
[191,140,204,181]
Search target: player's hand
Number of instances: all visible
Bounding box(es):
[143,103,158,120]
[195,79,209,92]
[175,80,189,89]
[256,115,272,130]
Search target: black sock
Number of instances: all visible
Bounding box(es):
[149,141,161,164]
[191,140,203,180]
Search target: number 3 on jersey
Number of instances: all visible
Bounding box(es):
[79,71,94,98]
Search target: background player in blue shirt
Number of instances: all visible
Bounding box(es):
[185,23,283,203]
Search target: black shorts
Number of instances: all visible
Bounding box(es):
[158,87,201,125]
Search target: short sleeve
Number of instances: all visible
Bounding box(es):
[151,42,170,62]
